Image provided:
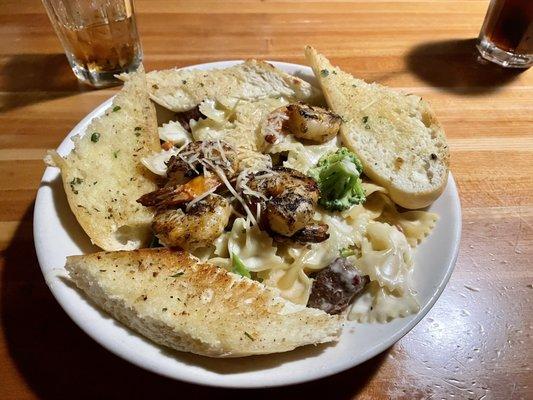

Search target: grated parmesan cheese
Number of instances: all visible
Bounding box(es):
[210,165,257,225]
[185,185,219,212]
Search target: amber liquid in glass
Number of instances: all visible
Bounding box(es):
[60,16,140,78]
[42,0,142,87]
[483,0,533,53]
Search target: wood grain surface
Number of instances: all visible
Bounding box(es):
[0,0,532,399]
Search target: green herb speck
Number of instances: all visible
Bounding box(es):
[162,307,168,312]
[232,253,251,278]
[320,69,329,78]
[362,116,370,129]
[244,332,254,341]
[113,150,120,158]
[112,106,121,112]
[182,80,187,85]
[340,248,355,257]
[90,132,100,142]
[170,272,184,278]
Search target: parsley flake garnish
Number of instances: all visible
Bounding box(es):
[320,69,329,77]
[112,106,121,112]
[69,177,83,194]
[90,132,100,142]
[244,332,255,341]
[170,272,184,278]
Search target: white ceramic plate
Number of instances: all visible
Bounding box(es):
[34,61,461,388]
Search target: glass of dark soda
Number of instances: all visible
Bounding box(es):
[477,0,532,68]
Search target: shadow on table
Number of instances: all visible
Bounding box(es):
[0,53,91,113]
[405,38,526,95]
[1,204,388,399]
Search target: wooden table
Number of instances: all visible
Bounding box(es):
[0,0,531,398]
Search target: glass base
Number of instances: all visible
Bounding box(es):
[477,37,532,69]
[67,53,142,88]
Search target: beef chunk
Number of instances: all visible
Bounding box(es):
[307,257,369,314]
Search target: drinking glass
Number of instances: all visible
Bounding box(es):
[477,0,533,68]
[41,0,143,87]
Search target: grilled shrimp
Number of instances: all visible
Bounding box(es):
[137,174,220,208]
[138,140,238,208]
[244,167,322,237]
[262,102,342,145]
[271,222,330,244]
[152,194,231,250]
[166,140,238,184]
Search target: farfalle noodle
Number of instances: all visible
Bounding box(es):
[258,265,312,305]
[348,282,420,323]
[347,181,438,247]
[355,221,413,294]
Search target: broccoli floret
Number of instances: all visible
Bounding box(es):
[309,147,366,211]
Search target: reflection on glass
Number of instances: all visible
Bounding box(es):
[42,0,142,87]
[477,0,533,68]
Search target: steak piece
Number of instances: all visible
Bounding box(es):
[307,257,369,314]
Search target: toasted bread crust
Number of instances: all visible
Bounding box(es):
[305,46,449,209]
[135,60,322,112]
[66,248,342,357]
[48,66,160,250]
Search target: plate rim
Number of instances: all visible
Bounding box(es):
[33,60,462,388]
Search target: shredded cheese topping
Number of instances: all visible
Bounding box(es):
[211,165,257,225]
[185,185,219,212]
